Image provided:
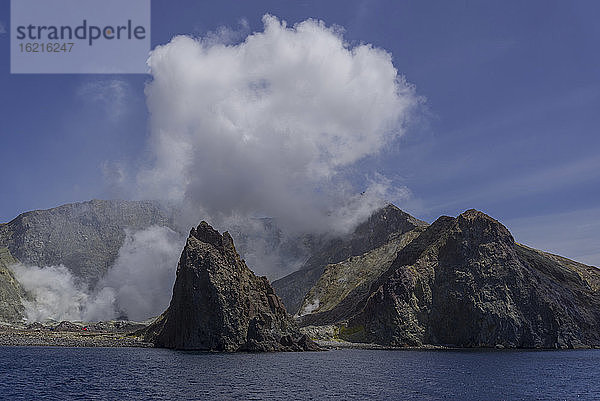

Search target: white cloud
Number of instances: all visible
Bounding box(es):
[77,79,130,122]
[138,14,419,235]
[199,18,250,45]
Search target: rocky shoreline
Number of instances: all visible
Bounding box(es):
[314,339,425,350]
[0,321,153,348]
[1,326,597,350]
[0,329,152,347]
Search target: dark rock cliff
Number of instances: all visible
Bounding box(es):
[142,222,319,352]
[336,210,600,348]
[272,204,428,315]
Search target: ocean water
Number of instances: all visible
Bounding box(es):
[0,347,599,400]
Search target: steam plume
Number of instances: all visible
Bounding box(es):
[137,15,418,235]
[10,226,183,322]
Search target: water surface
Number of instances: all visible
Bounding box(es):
[1,347,599,400]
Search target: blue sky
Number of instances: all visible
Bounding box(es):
[0,0,599,265]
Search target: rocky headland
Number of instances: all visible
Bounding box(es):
[295,210,600,349]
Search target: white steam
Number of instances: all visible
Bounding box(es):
[10,264,98,322]
[137,15,418,235]
[10,226,182,323]
[98,226,183,321]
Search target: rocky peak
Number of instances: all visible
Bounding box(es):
[453,209,515,245]
[142,221,319,352]
[190,221,225,250]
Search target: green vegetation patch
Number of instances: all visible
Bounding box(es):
[337,324,366,342]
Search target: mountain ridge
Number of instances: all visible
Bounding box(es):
[0,199,176,285]
[1,199,598,350]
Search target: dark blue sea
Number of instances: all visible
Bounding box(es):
[1,347,599,400]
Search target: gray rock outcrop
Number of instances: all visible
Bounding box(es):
[297,228,424,320]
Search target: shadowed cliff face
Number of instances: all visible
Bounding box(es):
[142,222,319,352]
[339,210,600,349]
